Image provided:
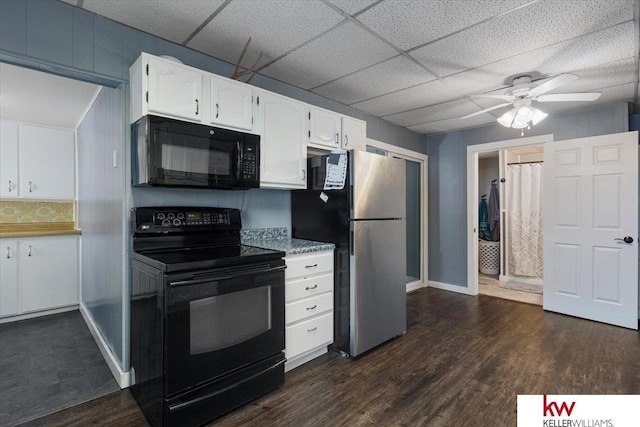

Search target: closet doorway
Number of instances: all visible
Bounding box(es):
[466,134,553,304]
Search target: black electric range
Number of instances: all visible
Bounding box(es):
[130,206,286,427]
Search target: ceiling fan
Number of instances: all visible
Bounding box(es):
[461,74,601,131]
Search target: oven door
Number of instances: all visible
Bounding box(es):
[148,119,240,188]
[165,262,285,396]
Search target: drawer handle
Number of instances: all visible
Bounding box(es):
[28,245,32,257]
[6,247,10,259]
[305,264,318,268]
[307,327,317,332]
[306,305,317,311]
[305,284,318,291]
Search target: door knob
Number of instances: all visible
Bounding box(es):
[614,236,634,244]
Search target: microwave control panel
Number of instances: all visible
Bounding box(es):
[242,145,258,181]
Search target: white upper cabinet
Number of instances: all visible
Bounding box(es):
[19,124,75,200]
[147,57,203,122]
[258,91,307,189]
[308,106,367,151]
[209,75,254,132]
[309,107,341,150]
[0,121,18,198]
[342,116,367,151]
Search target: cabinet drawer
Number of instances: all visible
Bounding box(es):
[285,251,333,280]
[285,312,333,359]
[286,292,333,324]
[286,273,333,302]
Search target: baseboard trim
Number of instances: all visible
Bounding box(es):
[0,305,78,324]
[80,303,130,388]
[428,280,476,296]
[406,281,427,293]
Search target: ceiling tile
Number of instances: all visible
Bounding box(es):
[383,99,481,127]
[408,112,498,134]
[312,55,436,104]
[188,0,344,66]
[82,0,226,45]
[260,21,397,90]
[410,0,634,77]
[357,0,531,50]
[325,0,379,15]
[351,80,458,117]
[440,21,636,102]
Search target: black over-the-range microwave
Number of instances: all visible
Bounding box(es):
[131,115,260,190]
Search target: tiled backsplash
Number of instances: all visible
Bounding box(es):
[0,201,75,223]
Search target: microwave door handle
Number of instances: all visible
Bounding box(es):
[236,141,243,181]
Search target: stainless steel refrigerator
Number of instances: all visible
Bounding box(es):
[292,150,406,357]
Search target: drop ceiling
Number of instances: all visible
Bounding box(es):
[59,0,640,135]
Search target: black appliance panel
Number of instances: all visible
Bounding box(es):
[165,262,285,396]
[132,115,259,190]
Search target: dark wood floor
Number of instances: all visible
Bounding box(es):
[20,288,640,426]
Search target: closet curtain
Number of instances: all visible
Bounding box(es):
[507,163,543,278]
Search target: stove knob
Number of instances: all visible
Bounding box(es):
[173,219,181,226]
[162,219,171,227]
[157,213,165,220]
[167,213,175,220]
[177,213,185,219]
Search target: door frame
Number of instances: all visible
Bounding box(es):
[366,138,428,293]
[466,134,554,295]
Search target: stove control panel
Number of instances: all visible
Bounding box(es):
[133,207,241,234]
[154,210,229,227]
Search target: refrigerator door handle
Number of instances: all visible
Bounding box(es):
[350,230,354,256]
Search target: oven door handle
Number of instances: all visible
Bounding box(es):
[168,264,286,288]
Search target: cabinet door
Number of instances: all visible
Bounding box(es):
[19,124,75,199]
[20,236,78,313]
[309,107,341,149]
[210,75,254,132]
[0,239,19,317]
[342,116,367,151]
[0,121,18,198]
[147,57,203,122]
[258,91,307,189]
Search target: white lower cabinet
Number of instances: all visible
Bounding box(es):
[284,250,334,372]
[0,235,79,319]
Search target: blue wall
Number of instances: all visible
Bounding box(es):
[426,102,630,288]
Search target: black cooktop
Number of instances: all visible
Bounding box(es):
[133,244,284,273]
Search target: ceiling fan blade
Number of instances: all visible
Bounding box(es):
[535,92,602,102]
[528,74,579,96]
[460,102,512,119]
[469,94,516,101]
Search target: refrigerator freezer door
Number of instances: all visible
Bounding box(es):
[351,151,406,220]
[351,218,406,356]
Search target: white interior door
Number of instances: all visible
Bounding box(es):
[543,131,638,329]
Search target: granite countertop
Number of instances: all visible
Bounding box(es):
[0,223,82,238]
[241,227,334,256]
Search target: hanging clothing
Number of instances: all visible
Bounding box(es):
[507,163,544,278]
[488,181,500,242]
[479,197,491,241]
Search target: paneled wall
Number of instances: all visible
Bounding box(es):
[426,102,630,289]
[77,85,127,369]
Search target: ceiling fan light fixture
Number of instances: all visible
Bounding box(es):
[530,108,548,125]
[515,106,532,121]
[497,107,519,127]
[511,119,529,129]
